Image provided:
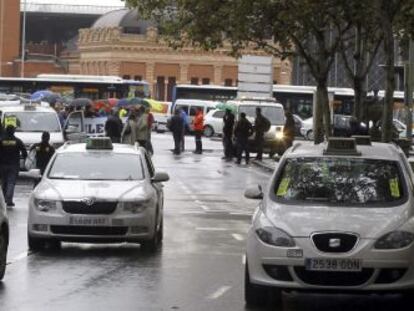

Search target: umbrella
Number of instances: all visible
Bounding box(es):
[116,98,130,107]
[30,90,54,101]
[128,97,150,108]
[69,98,92,107]
[107,98,118,106]
[41,93,62,105]
[215,102,237,113]
[146,98,168,113]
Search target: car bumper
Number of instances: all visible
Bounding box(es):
[247,230,414,291]
[28,208,157,243]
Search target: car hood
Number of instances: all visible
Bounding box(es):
[15,132,64,146]
[265,200,411,239]
[35,179,150,201]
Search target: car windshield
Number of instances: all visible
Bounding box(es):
[4,112,61,132]
[274,157,405,206]
[48,152,144,180]
[239,105,285,125]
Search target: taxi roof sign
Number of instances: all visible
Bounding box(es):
[324,137,361,156]
[351,135,372,146]
[86,137,113,150]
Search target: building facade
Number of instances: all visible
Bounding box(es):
[0,0,20,76]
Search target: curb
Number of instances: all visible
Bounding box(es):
[251,159,276,172]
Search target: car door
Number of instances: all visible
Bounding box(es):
[144,152,163,226]
[64,111,88,142]
[211,110,225,135]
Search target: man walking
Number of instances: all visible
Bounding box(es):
[222,109,235,161]
[192,108,204,154]
[0,125,27,207]
[105,108,123,143]
[234,113,253,165]
[254,107,270,160]
[30,131,55,175]
[168,110,184,155]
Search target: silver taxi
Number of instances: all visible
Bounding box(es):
[245,138,414,306]
[27,138,169,252]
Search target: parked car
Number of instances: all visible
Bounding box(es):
[203,109,225,137]
[292,114,303,137]
[27,137,169,252]
[300,117,314,140]
[0,190,9,280]
[244,137,414,307]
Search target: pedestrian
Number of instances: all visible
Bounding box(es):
[121,111,138,145]
[105,108,123,143]
[30,131,55,175]
[135,106,149,149]
[192,108,204,154]
[234,113,253,165]
[253,107,271,160]
[180,109,189,152]
[168,109,184,155]
[146,107,154,155]
[0,125,27,207]
[283,111,296,148]
[222,108,235,161]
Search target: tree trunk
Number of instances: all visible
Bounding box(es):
[353,77,366,121]
[314,81,330,144]
[381,16,395,142]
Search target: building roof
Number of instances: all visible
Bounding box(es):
[23,2,123,15]
[92,8,153,34]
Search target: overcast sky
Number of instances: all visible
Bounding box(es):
[27,0,125,6]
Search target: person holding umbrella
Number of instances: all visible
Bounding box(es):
[105,108,123,143]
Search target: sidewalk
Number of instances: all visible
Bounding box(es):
[251,157,278,172]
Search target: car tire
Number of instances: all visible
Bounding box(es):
[245,262,280,307]
[141,220,162,253]
[306,130,314,140]
[0,231,8,280]
[28,235,47,251]
[204,125,214,137]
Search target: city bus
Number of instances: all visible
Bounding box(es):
[0,74,150,99]
[172,84,355,118]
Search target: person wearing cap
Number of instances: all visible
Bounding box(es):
[0,125,27,207]
[30,131,55,175]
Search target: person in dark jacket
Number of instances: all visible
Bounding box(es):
[254,107,270,160]
[105,109,123,143]
[234,113,253,165]
[168,110,184,155]
[222,109,235,161]
[30,131,55,175]
[283,111,296,148]
[0,125,27,207]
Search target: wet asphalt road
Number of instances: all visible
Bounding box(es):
[1,133,413,311]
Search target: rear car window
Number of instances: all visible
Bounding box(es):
[273,157,406,206]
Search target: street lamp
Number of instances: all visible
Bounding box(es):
[20,0,27,77]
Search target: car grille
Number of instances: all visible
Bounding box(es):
[50,226,127,236]
[294,267,374,286]
[312,232,358,253]
[62,201,117,215]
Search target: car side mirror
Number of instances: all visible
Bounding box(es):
[27,169,42,180]
[152,171,170,183]
[244,185,263,200]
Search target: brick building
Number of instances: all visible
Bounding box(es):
[0,0,20,76]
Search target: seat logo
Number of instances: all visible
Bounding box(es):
[329,238,341,248]
[81,198,95,206]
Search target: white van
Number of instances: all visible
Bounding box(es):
[152,101,172,132]
[229,98,286,156]
[0,102,65,169]
[174,99,219,124]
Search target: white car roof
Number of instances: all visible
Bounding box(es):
[0,105,54,113]
[58,143,144,155]
[285,141,403,161]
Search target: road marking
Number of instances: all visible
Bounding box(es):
[208,286,232,300]
[232,233,244,241]
[242,254,246,264]
[200,205,210,211]
[7,251,29,265]
[230,212,252,216]
[196,227,228,231]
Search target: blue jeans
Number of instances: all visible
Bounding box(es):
[1,165,19,205]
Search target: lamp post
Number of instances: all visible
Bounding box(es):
[20,0,27,77]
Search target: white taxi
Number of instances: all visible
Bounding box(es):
[27,138,169,252]
[0,191,9,280]
[244,137,414,306]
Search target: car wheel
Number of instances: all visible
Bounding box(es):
[204,125,214,137]
[141,221,162,253]
[28,235,47,251]
[0,231,8,280]
[306,130,314,140]
[245,262,282,307]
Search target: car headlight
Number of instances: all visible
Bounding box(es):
[275,131,284,139]
[122,201,148,213]
[34,198,57,212]
[256,227,295,247]
[375,231,414,249]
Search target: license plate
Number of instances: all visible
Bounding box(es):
[305,258,362,272]
[69,217,108,226]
